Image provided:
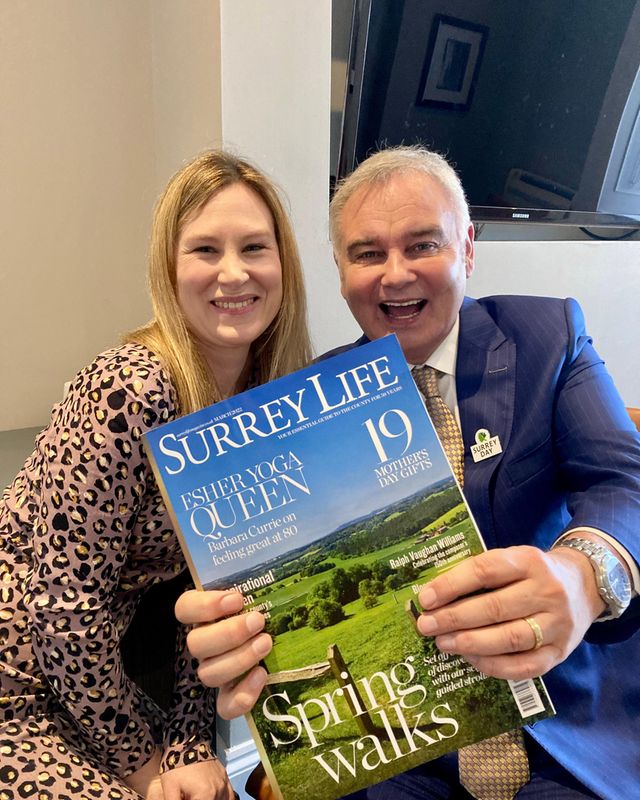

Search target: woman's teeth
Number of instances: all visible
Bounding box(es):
[213,298,256,309]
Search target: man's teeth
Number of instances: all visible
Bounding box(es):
[213,298,256,309]
[382,299,426,318]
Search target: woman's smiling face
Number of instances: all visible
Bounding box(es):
[175,182,283,370]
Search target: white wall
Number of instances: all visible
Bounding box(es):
[0,0,222,432]
[0,2,155,430]
[470,240,640,406]
[150,0,222,193]
[220,0,360,358]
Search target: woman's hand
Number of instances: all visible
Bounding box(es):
[160,759,236,800]
[175,589,272,719]
[416,543,606,680]
[124,749,163,797]
[145,775,165,800]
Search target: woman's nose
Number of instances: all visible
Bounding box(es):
[217,253,248,284]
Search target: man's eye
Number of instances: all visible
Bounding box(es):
[413,242,438,253]
[355,250,381,261]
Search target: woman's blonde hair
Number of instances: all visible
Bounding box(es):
[125,150,311,414]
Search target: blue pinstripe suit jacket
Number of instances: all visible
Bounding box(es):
[328,295,640,799]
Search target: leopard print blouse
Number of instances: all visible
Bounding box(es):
[0,343,216,780]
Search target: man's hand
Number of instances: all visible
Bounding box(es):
[175,589,272,719]
[160,759,236,800]
[416,544,606,679]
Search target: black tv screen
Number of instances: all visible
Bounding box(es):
[336,0,640,228]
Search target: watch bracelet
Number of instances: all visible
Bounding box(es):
[553,536,630,618]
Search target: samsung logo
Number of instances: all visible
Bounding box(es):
[512,212,530,219]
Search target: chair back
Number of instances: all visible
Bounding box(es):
[627,407,640,432]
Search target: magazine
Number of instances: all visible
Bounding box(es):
[144,335,554,800]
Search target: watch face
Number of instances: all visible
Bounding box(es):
[605,556,632,605]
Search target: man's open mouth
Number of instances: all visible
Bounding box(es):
[380,299,426,319]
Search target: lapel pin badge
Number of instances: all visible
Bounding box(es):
[471,428,502,463]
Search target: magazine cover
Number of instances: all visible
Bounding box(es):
[144,335,554,800]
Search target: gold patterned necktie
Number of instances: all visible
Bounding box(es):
[411,365,529,800]
[411,365,464,485]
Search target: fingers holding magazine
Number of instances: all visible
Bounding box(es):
[415,544,606,680]
[176,589,272,717]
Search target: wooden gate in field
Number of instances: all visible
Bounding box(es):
[263,642,377,735]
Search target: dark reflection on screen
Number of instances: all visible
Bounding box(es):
[336,0,640,226]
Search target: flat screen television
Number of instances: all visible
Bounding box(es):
[335,0,640,228]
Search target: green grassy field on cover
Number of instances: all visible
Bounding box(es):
[247,500,539,800]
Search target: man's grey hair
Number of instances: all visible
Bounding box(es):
[330,145,471,250]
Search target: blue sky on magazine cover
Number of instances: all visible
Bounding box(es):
[145,337,455,586]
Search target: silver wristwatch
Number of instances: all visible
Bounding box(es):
[556,537,632,620]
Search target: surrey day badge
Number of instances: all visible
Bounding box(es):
[470,428,502,463]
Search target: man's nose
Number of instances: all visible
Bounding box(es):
[380,253,415,286]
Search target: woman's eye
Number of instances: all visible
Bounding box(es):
[244,243,266,253]
[193,245,216,254]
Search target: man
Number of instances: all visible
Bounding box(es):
[176,147,640,800]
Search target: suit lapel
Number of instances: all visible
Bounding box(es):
[456,298,516,546]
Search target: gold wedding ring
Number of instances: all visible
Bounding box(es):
[524,616,544,650]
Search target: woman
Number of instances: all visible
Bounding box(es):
[0,151,312,799]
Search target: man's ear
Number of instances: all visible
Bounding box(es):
[464,223,475,278]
